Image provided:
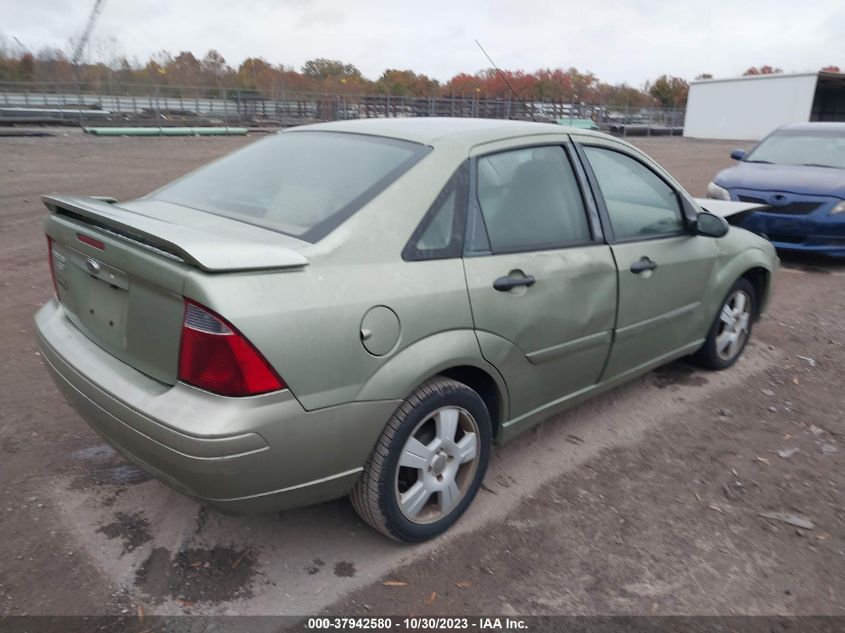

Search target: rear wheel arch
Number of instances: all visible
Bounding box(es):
[432,365,504,440]
[355,330,508,430]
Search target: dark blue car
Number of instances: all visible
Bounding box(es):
[707,122,845,257]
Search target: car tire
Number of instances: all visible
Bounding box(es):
[350,376,492,543]
[693,277,757,371]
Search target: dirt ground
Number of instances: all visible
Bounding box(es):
[0,130,842,619]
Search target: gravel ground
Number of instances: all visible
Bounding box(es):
[0,129,842,618]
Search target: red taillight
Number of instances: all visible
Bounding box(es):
[47,236,58,296]
[77,233,105,250]
[178,299,285,397]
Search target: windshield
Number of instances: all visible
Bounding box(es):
[745,128,845,169]
[151,131,430,242]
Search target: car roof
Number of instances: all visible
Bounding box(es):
[778,122,845,133]
[284,116,609,147]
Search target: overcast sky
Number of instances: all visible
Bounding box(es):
[2,0,843,85]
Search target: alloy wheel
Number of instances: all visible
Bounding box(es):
[716,289,752,361]
[394,406,480,524]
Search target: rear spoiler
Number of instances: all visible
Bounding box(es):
[43,195,309,272]
[694,198,768,225]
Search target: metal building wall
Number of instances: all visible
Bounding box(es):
[683,74,819,140]
[810,74,845,122]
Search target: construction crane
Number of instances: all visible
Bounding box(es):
[71,0,107,66]
[12,36,30,54]
[71,0,106,126]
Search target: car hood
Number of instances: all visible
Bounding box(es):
[714,162,845,197]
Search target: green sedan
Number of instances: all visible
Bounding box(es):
[35,118,777,542]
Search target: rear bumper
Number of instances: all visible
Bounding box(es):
[35,299,400,513]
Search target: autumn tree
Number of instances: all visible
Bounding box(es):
[444,72,485,96]
[821,65,841,73]
[278,66,313,92]
[17,53,35,81]
[236,57,277,92]
[0,43,713,110]
[534,68,573,100]
[167,51,202,89]
[597,82,655,108]
[201,49,232,86]
[302,58,358,80]
[566,68,600,102]
[647,75,688,107]
[138,50,173,85]
[375,69,439,96]
[34,47,73,83]
[473,68,537,99]
[742,65,782,76]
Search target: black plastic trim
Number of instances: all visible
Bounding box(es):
[401,161,470,262]
[493,274,536,291]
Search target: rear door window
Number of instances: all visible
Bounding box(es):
[475,146,591,253]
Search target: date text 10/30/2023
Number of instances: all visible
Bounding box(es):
[306,617,529,630]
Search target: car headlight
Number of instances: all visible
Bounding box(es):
[831,200,845,215]
[707,182,731,201]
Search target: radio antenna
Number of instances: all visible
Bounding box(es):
[474,39,536,122]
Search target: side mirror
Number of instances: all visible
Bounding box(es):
[730,149,746,161]
[695,211,729,238]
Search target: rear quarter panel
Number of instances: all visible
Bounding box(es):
[181,143,488,412]
[183,257,475,410]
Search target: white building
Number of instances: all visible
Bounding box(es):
[683,71,845,140]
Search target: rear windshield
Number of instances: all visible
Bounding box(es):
[746,128,845,169]
[151,131,430,242]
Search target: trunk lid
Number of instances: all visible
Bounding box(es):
[44,195,309,385]
[44,195,309,271]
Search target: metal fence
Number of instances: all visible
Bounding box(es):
[0,81,685,135]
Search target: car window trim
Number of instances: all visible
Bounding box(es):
[402,161,470,262]
[573,142,691,244]
[300,137,432,243]
[469,142,603,257]
[463,156,492,257]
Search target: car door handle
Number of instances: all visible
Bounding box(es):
[493,274,536,291]
[630,256,657,274]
